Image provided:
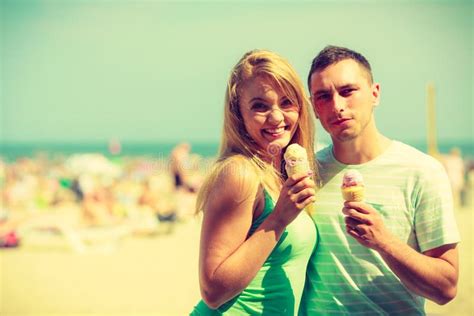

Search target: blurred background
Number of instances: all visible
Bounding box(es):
[0,0,472,315]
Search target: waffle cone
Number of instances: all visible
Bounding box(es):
[285,161,314,215]
[285,161,310,178]
[341,186,365,202]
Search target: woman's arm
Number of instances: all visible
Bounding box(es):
[198,161,315,309]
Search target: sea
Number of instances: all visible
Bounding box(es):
[0,142,219,162]
[0,140,473,162]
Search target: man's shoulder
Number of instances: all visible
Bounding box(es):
[315,144,333,164]
[314,140,437,165]
[391,141,444,170]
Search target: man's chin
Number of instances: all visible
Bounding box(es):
[333,131,358,142]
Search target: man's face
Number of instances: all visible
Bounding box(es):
[309,59,380,143]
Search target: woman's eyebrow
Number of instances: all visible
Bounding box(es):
[249,97,267,103]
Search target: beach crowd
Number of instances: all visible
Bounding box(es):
[0,143,207,250]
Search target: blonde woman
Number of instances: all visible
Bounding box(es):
[190,50,318,315]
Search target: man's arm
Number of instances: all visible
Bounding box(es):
[377,239,458,305]
[343,201,459,305]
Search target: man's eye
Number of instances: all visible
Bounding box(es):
[340,88,356,97]
[316,94,330,101]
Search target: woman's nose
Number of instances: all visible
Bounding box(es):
[267,108,284,124]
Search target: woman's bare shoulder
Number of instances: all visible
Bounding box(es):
[209,155,261,206]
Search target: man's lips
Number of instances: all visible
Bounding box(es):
[331,118,352,125]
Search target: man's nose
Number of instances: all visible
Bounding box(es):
[332,94,346,113]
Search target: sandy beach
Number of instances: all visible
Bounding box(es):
[0,218,202,316]
[0,205,472,316]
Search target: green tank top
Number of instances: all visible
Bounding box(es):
[191,190,317,315]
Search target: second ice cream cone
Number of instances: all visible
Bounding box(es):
[341,186,365,202]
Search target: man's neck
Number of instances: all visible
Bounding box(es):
[332,128,391,165]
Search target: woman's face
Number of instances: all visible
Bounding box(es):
[239,75,300,156]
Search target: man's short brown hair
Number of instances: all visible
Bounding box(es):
[308,45,373,88]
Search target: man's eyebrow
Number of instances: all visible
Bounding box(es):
[312,89,331,97]
[338,84,357,90]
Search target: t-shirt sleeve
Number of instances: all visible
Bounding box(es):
[413,159,461,252]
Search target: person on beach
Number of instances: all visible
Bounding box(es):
[299,46,460,315]
[170,142,196,193]
[191,49,318,315]
[442,147,465,208]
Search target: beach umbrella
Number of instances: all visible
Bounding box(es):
[65,154,122,179]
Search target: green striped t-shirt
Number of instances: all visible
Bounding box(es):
[300,141,460,316]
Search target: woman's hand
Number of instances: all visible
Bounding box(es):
[271,171,316,227]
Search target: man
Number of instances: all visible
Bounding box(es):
[300,46,460,315]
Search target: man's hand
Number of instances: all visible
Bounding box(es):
[342,201,395,252]
[342,201,458,305]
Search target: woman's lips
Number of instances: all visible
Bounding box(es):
[262,126,287,138]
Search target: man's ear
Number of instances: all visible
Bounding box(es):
[372,83,380,106]
[309,96,319,119]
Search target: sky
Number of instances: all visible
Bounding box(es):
[0,0,472,145]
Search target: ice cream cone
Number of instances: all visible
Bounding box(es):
[341,186,365,202]
[341,170,365,202]
[284,144,314,215]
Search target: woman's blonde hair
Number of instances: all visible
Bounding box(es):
[196,49,318,213]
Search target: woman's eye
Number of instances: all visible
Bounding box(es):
[251,103,268,111]
[281,98,293,107]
